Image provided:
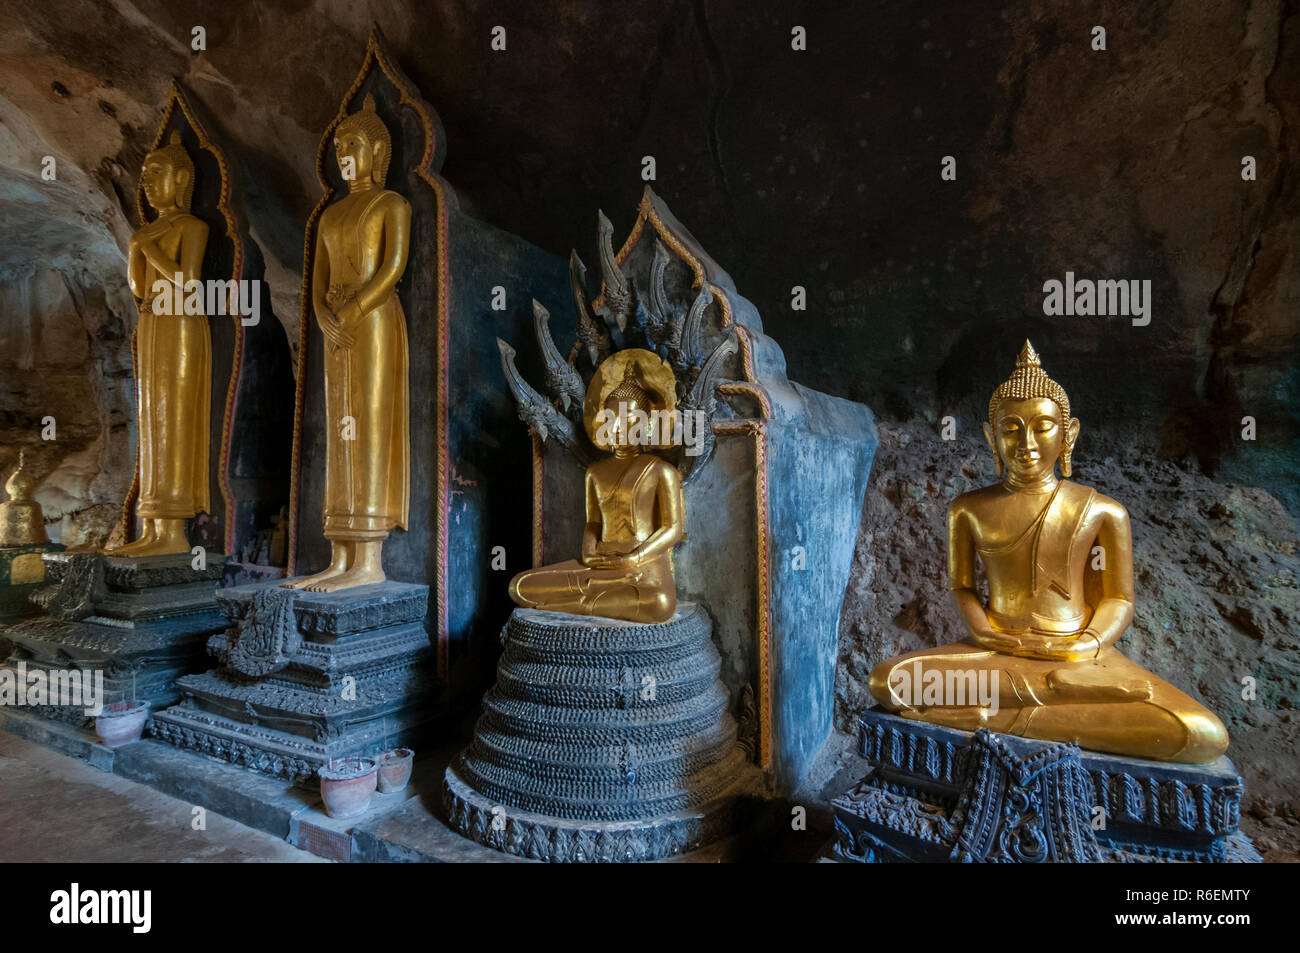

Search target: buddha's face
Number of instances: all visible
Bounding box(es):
[141,155,185,212]
[335,126,381,185]
[602,394,650,450]
[985,397,1079,484]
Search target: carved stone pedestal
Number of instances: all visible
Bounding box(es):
[151,579,435,784]
[444,605,747,862]
[831,709,1260,863]
[1,551,226,724]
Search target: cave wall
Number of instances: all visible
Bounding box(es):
[1,0,1294,520]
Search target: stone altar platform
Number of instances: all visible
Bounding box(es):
[2,551,226,723]
[830,709,1260,863]
[151,579,437,783]
[444,604,751,862]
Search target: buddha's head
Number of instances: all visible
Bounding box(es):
[334,93,391,189]
[140,131,195,215]
[603,364,652,451]
[585,348,677,454]
[985,340,1080,482]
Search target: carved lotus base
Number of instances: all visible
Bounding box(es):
[444,763,736,862]
[831,710,1261,863]
[444,605,746,862]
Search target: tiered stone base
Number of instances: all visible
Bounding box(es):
[2,551,225,724]
[444,604,746,862]
[151,579,436,783]
[832,709,1260,863]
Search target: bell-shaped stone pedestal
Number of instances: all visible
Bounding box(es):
[831,709,1260,863]
[444,604,747,862]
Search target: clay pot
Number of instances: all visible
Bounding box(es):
[94,701,149,749]
[319,758,378,819]
[376,748,414,794]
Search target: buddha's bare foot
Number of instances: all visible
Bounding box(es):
[284,566,346,590]
[1047,667,1153,702]
[108,538,151,556]
[309,566,385,592]
[127,538,189,557]
[111,534,189,557]
[108,528,157,556]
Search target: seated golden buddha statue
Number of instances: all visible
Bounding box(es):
[509,349,684,624]
[869,341,1228,764]
[111,131,211,556]
[286,93,411,593]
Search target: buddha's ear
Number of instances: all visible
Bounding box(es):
[982,421,1004,478]
[173,167,190,189]
[1061,416,1081,478]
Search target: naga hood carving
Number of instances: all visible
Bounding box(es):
[498,188,761,484]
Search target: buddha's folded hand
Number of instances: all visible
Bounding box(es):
[336,299,365,332]
[590,551,640,573]
[968,627,1024,654]
[1022,630,1103,662]
[318,310,354,351]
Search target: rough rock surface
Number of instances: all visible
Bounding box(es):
[836,420,1300,860]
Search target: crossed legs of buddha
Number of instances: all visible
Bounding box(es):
[509,557,675,624]
[868,642,1228,764]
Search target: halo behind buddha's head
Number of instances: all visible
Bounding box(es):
[584,348,677,451]
[145,130,196,212]
[337,92,392,187]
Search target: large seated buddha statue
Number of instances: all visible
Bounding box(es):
[869,341,1228,764]
[509,349,684,624]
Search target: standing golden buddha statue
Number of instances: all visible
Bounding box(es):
[869,341,1229,764]
[509,349,685,624]
[287,94,411,593]
[111,131,211,556]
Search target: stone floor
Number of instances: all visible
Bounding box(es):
[2,718,1289,863]
[0,732,325,863]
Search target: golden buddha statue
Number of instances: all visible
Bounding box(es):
[1,452,48,547]
[286,93,411,593]
[869,341,1229,764]
[509,349,684,624]
[110,131,211,556]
